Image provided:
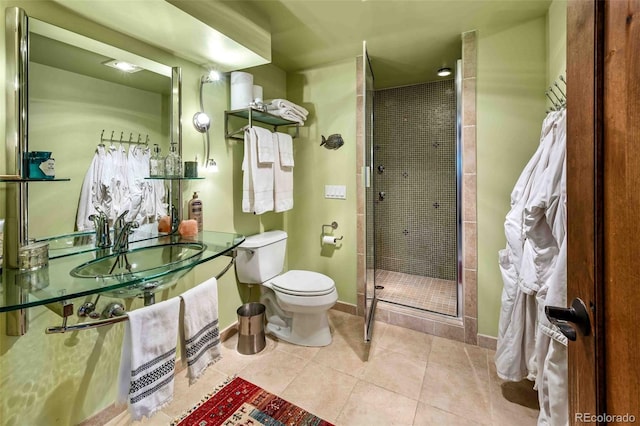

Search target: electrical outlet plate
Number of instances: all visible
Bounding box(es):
[325,185,346,199]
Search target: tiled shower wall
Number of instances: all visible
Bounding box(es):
[373,80,457,280]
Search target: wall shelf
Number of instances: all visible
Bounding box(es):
[0,177,70,182]
[224,107,300,140]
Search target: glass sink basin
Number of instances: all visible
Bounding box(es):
[70,242,207,297]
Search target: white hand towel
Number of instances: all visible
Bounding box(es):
[117,298,180,421]
[273,132,294,212]
[276,132,294,167]
[179,277,222,384]
[242,127,274,214]
[267,99,309,117]
[255,126,275,164]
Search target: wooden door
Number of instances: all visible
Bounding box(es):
[567,0,640,423]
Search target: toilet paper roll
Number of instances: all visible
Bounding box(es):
[322,236,338,245]
[252,85,263,103]
[230,72,254,110]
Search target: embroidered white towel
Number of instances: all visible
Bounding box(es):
[179,277,221,384]
[273,132,294,212]
[242,127,274,214]
[117,298,180,421]
[276,132,294,167]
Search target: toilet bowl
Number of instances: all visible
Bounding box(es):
[235,231,338,347]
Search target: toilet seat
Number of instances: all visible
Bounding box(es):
[269,270,335,297]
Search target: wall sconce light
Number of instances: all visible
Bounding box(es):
[194,70,222,172]
[437,67,452,77]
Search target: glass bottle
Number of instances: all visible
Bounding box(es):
[149,144,164,177]
[164,142,182,178]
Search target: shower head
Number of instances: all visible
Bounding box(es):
[201,70,222,84]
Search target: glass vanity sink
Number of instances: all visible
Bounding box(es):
[70,242,206,297]
[0,231,245,312]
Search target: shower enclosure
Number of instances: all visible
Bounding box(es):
[370,65,461,317]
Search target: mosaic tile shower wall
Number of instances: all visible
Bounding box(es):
[373,79,457,280]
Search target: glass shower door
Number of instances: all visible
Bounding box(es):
[363,42,376,342]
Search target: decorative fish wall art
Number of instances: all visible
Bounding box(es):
[320,134,344,150]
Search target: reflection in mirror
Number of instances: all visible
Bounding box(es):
[26,17,177,240]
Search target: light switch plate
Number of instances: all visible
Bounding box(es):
[325,185,347,199]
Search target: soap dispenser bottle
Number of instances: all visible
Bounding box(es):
[188,192,203,232]
[164,142,182,177]
[149,144,164,177]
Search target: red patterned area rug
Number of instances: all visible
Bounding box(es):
[171,376,334,426]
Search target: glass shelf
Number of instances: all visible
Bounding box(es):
[144,176,205,180]
[0,177,70,182]
[226,108,300,126]
[0,231,244,312]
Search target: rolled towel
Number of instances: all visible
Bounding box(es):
[268,108,306,125]
[267,99,309,117]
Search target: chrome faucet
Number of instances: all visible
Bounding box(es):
[89,209,111,248]
[112,211,139,255]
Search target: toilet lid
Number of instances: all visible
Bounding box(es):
[270,270,336,296]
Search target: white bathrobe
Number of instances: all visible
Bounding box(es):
[496,111,561,382]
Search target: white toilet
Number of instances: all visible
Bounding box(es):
[235,230,338,347]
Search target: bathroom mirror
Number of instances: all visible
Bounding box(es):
[2,7,182,248]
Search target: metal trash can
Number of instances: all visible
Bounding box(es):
[236,302,266,355]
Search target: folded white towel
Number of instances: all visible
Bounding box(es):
[273,132,294,212]
[276,132,294,167]
[267,99,309,117]
[255,126,274,164]
[242,127,274,214]
[117,298,180,421]
[179,277,222,384]
[268,107,306,125]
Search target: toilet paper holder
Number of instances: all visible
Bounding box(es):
[322,221,343,241]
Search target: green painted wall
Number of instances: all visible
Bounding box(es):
[547,0,567,92]
[285,59,358,306]
[476,16,547,337]
[0,2,288,424]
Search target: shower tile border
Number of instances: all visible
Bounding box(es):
[355,29,478,347]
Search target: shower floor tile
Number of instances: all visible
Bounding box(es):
[375,269,457,316]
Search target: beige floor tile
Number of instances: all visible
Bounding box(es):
[364,347,427,399]
[376,323,433,362]
[419,362,491,425]
[161,366,227,417]
[328,309,355,328]
[428,335,489,379]
[312,332,370,378]
[104,410,174,426]
[280,361,358,423]
[488,360,539,425]
[238,348,310,395]
[413,403,480,426]
[335,380,418,426]
[271,335,322,359]
[211,333,274,376]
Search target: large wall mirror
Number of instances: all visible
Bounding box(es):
[3,7,182,250]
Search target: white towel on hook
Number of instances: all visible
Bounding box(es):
[273,132,294,212]
[267,107,306,125]
[242,127,274,214]
[179,277,222,384]
[117,298,180,421]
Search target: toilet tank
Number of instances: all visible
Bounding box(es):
[236,230,287,284]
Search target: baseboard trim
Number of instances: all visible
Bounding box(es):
[477,333,497,350]
[333,301,357,315]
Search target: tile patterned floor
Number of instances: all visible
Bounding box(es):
[106,310,539,426]
[375,269,458,316]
